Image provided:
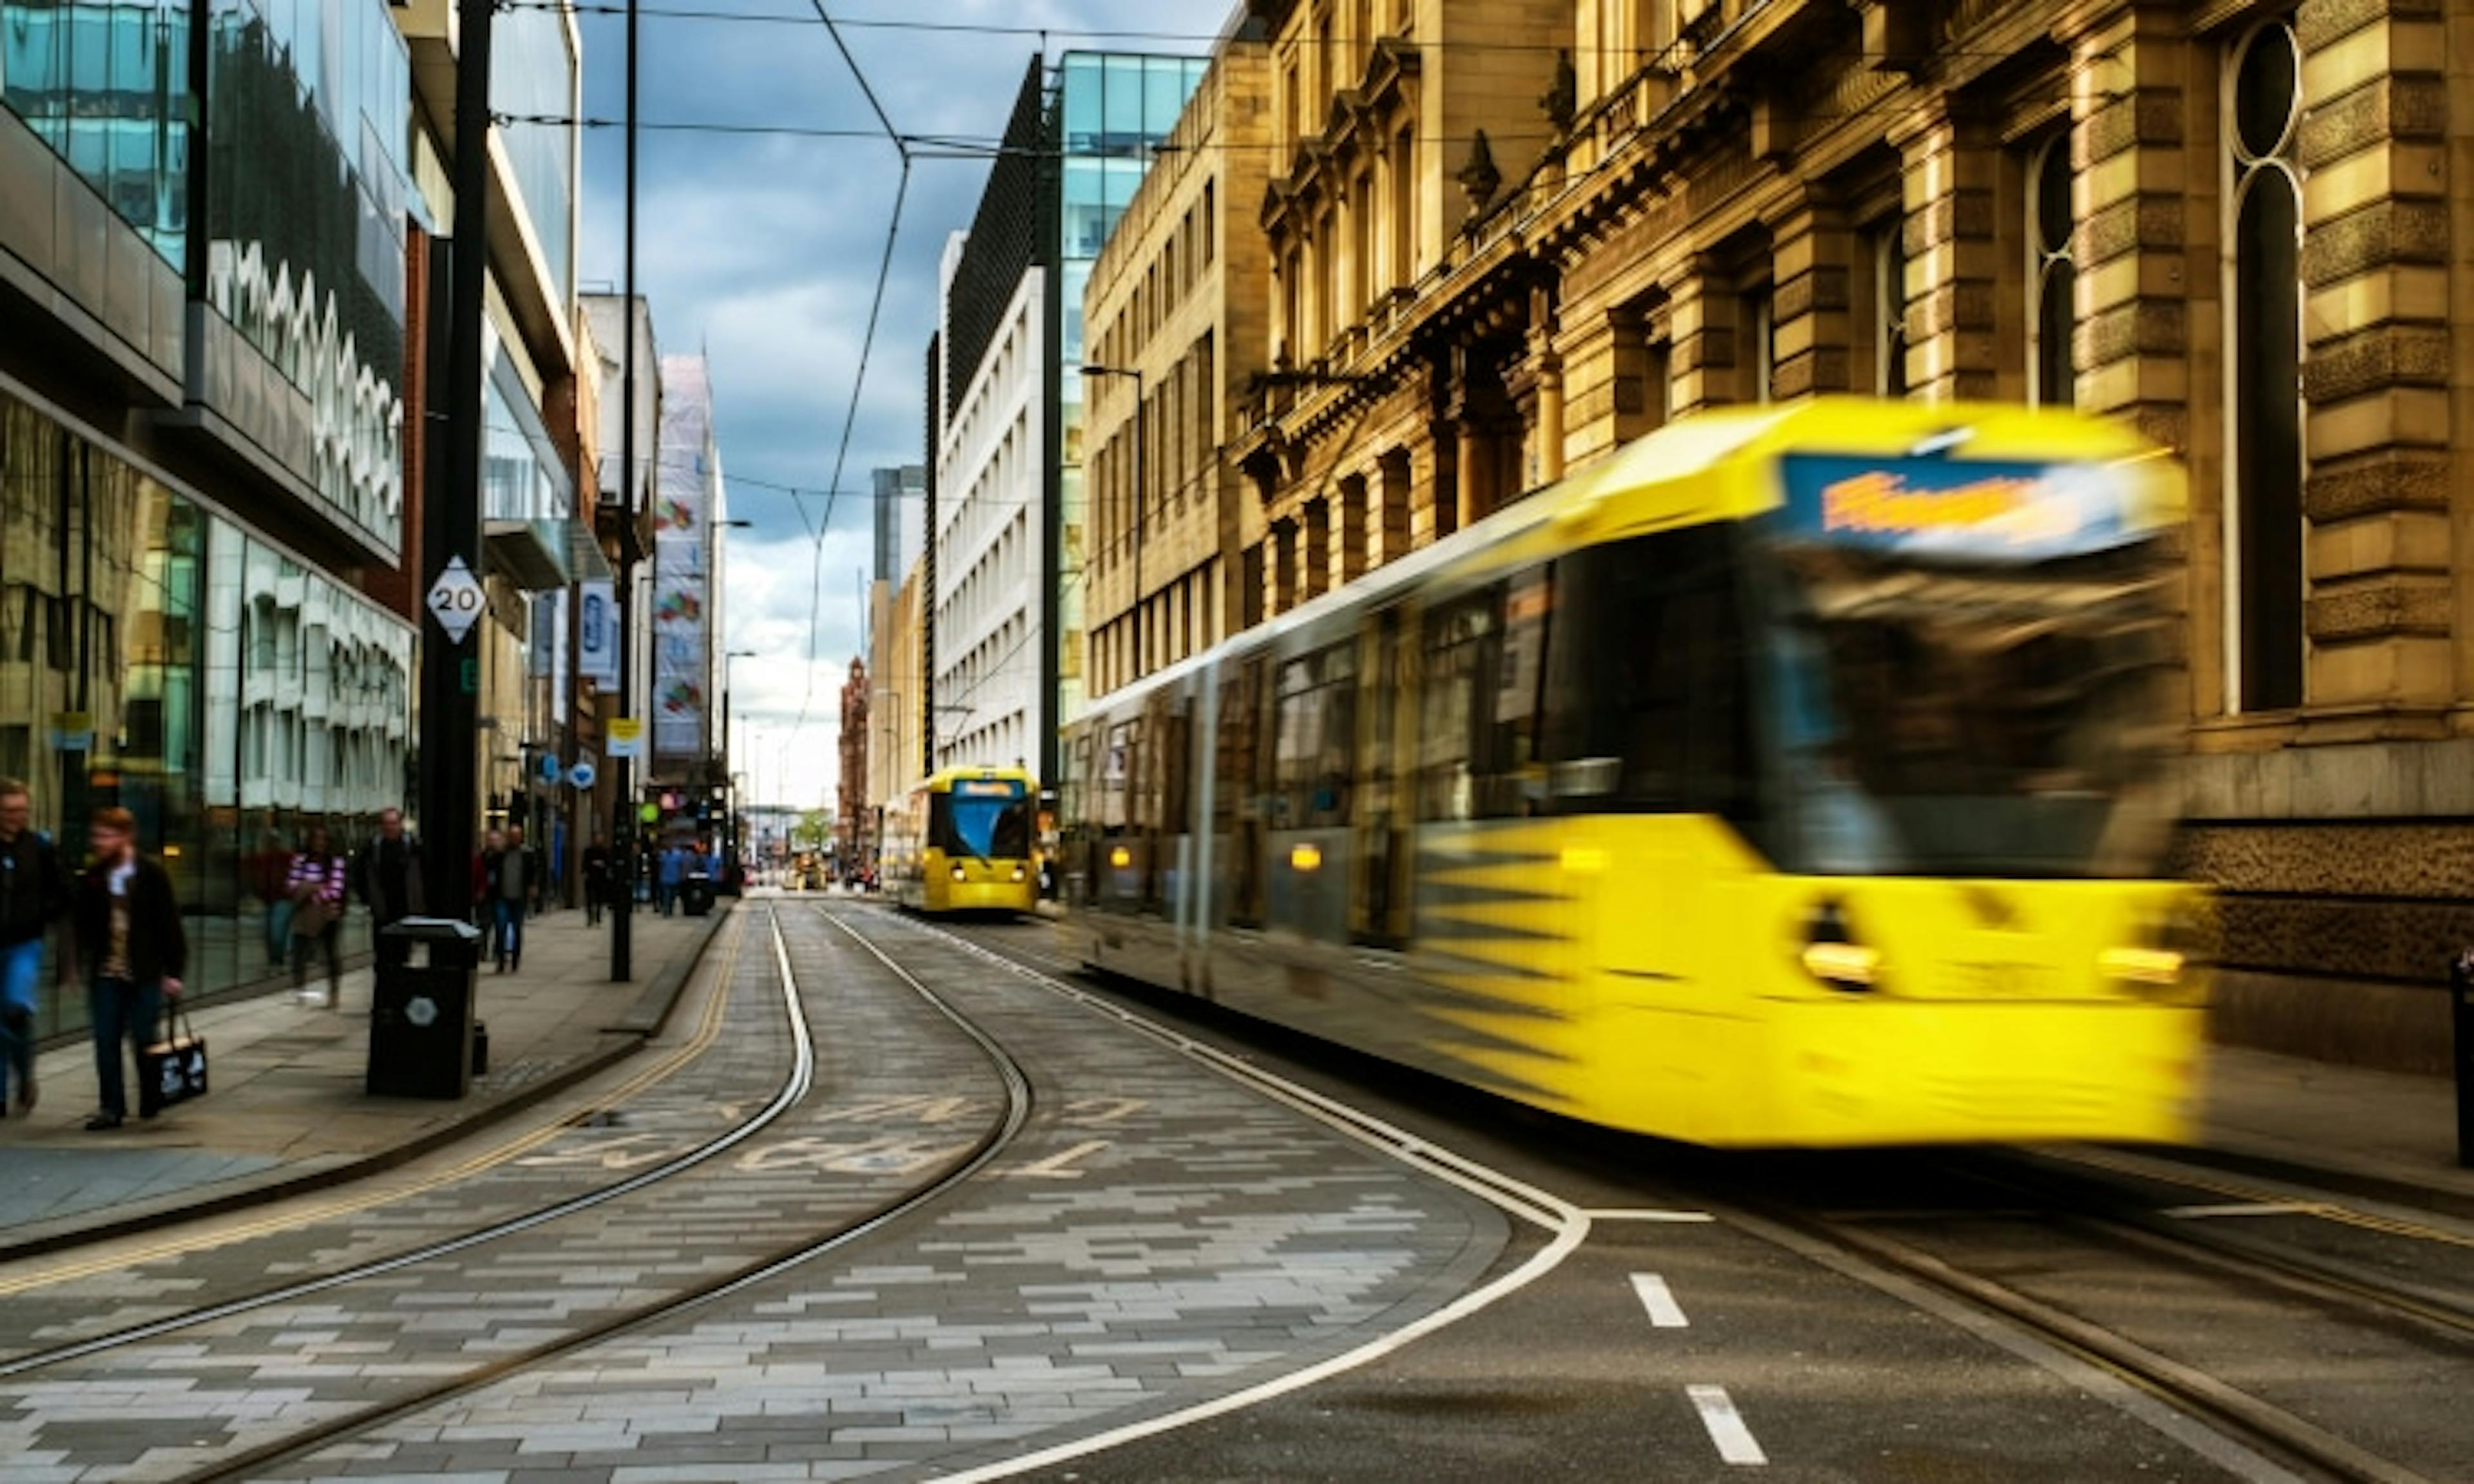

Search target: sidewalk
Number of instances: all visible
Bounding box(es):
[2185,1042,2474,1219]
[0,902,732,1255]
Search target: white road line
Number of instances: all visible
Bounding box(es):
[2161,1203,2317,1220]
[1631,1273,1690,1327]
[1688,1384,1768,1465]
[1586,1208,1716,1222]
[893,914,1595,1484]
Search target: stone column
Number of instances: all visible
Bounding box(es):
[1375,448,1414,565]
[1666,258,1741,415]
[1892,95,1999,401]
[1336,477,1376,588]
[2295,0,2453,708]
[1769,188,1856,400]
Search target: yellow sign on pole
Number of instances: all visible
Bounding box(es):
[608,718,644,759]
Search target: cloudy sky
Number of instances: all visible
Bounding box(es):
[573,1,1236,809]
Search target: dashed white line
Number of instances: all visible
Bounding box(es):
[1584,1208,1716,1223]
[1688,1384,1768,1465]
[1630,1272,1691,1328]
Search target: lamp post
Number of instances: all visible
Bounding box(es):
[610,0,640,982]
[1079,364,1144,687]
[722,647,756,886]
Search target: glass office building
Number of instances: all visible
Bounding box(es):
[0,381,414,1038]
[1054,53,1205,737]
[0,0,418,1036]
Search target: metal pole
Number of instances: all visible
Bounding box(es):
[609,0,639,981]
[1131,368,1144,682]
[2453,949,2473,1168]
[420,0,492,921]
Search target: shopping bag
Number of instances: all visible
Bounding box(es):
[138,1005,209,1117]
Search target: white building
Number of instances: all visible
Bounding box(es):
[932,225,1046,774]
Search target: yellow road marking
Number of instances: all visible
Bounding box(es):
[0,915,751,1296]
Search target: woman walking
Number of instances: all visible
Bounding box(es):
[287,823,347,1006]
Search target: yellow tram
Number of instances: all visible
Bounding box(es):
[886,766,1040,915]
[1057,399,2209,1148]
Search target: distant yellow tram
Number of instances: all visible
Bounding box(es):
[887,766,1039,915]
[1059,399,2209,1148]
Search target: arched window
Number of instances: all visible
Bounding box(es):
[2226,19,2305,712]
[2027,134,2075,409]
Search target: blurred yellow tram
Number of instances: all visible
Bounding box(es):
[1057,399,2209,1148]
[886,766,1040,915]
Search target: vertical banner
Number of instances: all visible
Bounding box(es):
[578,578,618,687]
[654,358,714,766]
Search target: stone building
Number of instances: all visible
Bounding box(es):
[1224,0,2474,1070]
[837,656,870,875]
[1082,39,1276,699]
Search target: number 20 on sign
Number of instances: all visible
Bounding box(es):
[426,555,486,645]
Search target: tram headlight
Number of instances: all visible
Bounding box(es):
[1011,864,1026,882]
[950,864,968,883]
[2104,898,2214,994]
[1799,900,1880,993]
[1801,940,1882,990]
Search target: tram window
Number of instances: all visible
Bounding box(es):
[1540,526,1758,823]
[1102,721,1135,829]
[1275,640,1356,828]
[1417,591,1495,821]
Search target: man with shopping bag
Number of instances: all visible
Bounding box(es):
[64,806,187,1130]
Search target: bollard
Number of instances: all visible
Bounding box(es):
[2457,950,2474,1170]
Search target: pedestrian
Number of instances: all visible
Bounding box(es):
[66,806,185,1131]
[479,827,529,973]
[658,842,686,917]
[353,807,426,968]
[581,835,610,927]
[0,779,70,1117]
[286,823,347,1006]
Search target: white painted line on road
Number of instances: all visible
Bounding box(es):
[1631,1273,1690,1327]
[2160,1202,2316,1220]
[1687,1384,1768,1465]
[1586,1208,1716,1223]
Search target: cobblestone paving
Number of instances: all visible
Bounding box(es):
[262,905,1513,1482]
[0,909,1012,1481]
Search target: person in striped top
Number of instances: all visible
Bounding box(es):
[287,824,347,1006]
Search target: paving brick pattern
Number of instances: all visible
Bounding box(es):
[0,909,1015,1480]
[250,904,1510,1482]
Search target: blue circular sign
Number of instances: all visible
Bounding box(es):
[568,761,597,790]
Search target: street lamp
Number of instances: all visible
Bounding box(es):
[1080,363,1144,687]
[722,647,757,883]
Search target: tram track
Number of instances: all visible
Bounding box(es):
[0,906,1034,1483]
[929,913,2473,1484]
[0,908,765,1331]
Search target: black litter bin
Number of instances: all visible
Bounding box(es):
[369,917,484,1099]
[682,872,716,917]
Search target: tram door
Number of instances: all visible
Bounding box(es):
[1352,605,1415,949]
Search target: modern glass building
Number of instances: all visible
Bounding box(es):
[0,383,412,1035]
[0,0,420,1037]
[930,52,1203,786]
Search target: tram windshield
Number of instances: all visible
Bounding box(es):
[1765,540,2177,878]
[931,781,1033,862]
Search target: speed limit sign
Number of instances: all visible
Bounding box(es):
[425,556,486,644]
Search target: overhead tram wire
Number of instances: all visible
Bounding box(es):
[787,0,910,743]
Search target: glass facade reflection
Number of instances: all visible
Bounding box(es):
[1055,53,1203,731]
[0,0,194,262]
[493,0,577,309]
[0,383,414,1040]
[201,0,411,547]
